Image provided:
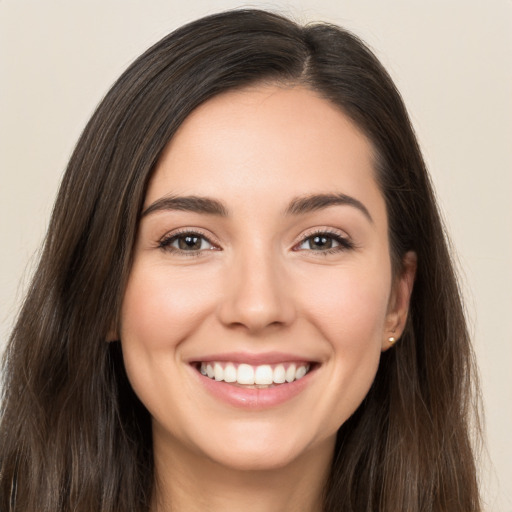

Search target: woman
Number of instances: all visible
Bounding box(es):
[0,9,481,511]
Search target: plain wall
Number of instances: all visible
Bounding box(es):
[1,1,511,510]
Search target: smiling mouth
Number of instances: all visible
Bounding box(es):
[194,361,312,388]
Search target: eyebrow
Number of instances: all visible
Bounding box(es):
[142,195,229,217]
[283,193,373,222]
[142,192,373,223]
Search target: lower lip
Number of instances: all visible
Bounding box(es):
[192,366,316,409]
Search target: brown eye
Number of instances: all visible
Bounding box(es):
[299,234,340,251]
[159,232,215,253]
[177,235,204,251]
[306,235,336,250]
[296,231,354,253]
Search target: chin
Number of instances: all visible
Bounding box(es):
[191,423,334,473]
[208,444,300,472]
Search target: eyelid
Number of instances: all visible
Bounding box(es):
[158,227,222,254]
[291,227,354,252]
[156,226,354,256]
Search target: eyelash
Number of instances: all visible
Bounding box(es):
[158,229,218,258]
[158,228,354,257]
[294,229,355,256]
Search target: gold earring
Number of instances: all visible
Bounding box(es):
[388,336,397,346]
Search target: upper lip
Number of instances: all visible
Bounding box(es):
[188,351,318,366]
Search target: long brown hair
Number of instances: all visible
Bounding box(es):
[0,9,481,511]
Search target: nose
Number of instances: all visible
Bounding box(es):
[216,247,297,334]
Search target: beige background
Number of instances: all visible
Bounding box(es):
[1,1,511,509]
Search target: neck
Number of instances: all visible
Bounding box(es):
[151,434,334,512]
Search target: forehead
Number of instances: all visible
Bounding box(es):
[145,85,385,223]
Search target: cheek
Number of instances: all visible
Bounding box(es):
[294,263,391,422]
[120,263,217,351]
[119,263,218,428]
[296,262,391,345]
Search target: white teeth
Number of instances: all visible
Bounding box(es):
[254,365,273,385]
[285,364,296,383]
[214,362,223,381]
[199,361,310,386]
[273,364,286,383]
[295,365,307,380]
[237,364,255,385]
[224,363,237,383]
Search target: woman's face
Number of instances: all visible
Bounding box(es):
[120,85,413,472]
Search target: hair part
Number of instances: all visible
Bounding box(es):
[0,9,481,511]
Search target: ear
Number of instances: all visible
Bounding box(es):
[382,251,417,351]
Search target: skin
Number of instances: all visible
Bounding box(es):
[118,84,416,511]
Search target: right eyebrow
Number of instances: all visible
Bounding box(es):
[141,195,229,218]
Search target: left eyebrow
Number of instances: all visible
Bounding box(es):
[284,193,373,223]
